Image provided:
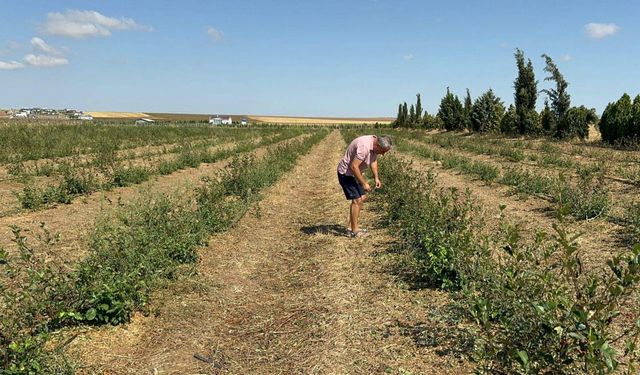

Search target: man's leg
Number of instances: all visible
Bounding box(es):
[348,194,367,232]
[350,196,365,233]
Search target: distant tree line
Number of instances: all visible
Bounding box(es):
[392,49,637,143]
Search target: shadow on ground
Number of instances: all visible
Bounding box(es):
[382,306,475,360]
[300,224,350,237]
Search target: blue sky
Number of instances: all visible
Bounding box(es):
[0,1,638,117]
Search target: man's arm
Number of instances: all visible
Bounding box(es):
[371,159,381,188]
[350,159,371,192]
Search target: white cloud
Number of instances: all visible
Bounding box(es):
[207,26,223,41]
[41,10,152,38]
[0,60,25,70]
[584,22,620,39]
[24,54,69,67]
[561,54,572,61]
[30,37,63,56]
[403,53,414,61]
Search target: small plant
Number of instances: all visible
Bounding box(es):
[110,164,151,187]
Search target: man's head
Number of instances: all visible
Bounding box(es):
[374,135,393,155]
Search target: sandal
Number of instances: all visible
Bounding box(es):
[350,230,369,238]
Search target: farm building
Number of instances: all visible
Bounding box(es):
[209,115,232,125]
[209,116,222,125]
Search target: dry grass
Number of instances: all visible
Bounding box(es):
[65,131,472,374]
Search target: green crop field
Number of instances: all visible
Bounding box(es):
[2,120,640,374]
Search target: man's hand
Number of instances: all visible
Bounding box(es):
[375,178,382,189]
[363,182,372,192]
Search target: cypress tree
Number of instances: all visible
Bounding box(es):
[514,49,538,134]
[402,102,409,126]
[394,103,403,128]
[410,104,416,125]
[416,94,423,124]
[614,94,633,141]
[599,102,615,143]
[501,105,518,134]
[540,99,555,134]
[464,88,473,130]
[632,95,640,140]
[541,54,571,138]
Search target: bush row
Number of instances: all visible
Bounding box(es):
[4,129,272,179]
[16,130,303,210]
[396,139,610,221]
[0,129,328,374]
[377,155,640,374]
[0,121,262,164]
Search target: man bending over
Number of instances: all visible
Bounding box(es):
[337,134,393,238]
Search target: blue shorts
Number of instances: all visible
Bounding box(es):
[338,173,365,200]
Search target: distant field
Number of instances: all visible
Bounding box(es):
[87,111,150,119]
[85,111,393,125]
[248,115,393,125]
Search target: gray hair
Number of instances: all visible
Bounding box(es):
[376,135,393,150]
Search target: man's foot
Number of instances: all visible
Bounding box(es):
[347,228,367,235]
[350,230,369,238]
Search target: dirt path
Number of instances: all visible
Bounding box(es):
[67,130,472,374]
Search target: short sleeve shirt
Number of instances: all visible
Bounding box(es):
[337,135,377,176]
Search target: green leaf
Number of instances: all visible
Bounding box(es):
[85,308,97,321]
[516,350,530,372]
[0,247,8,264]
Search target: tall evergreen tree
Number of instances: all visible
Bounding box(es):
[632,95,640,140]
[471,89,505,132]
[599,102,615,143]
[394,103,403,128]
[409,104,416,124]
[464,89,473,130]
[402,102,409,126]
[437,87,465,131]
[540,99,555,134]
[415,93,423,124]
[541,54,571,138]
[513,49,539,134]
[501,105,518,134]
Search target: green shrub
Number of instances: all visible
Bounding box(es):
[110,165,151,187]
[376,156,640,373]
[0,226,75,374]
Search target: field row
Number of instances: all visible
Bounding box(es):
[403,130,640,185]
[0,128,330,373]
[0,129,306,216]
[339,127,640,373]
[389,130,640,242]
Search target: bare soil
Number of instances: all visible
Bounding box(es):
[65,131,473,374]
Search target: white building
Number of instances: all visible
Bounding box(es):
[209,116,222,125]
[209,115,232,125]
